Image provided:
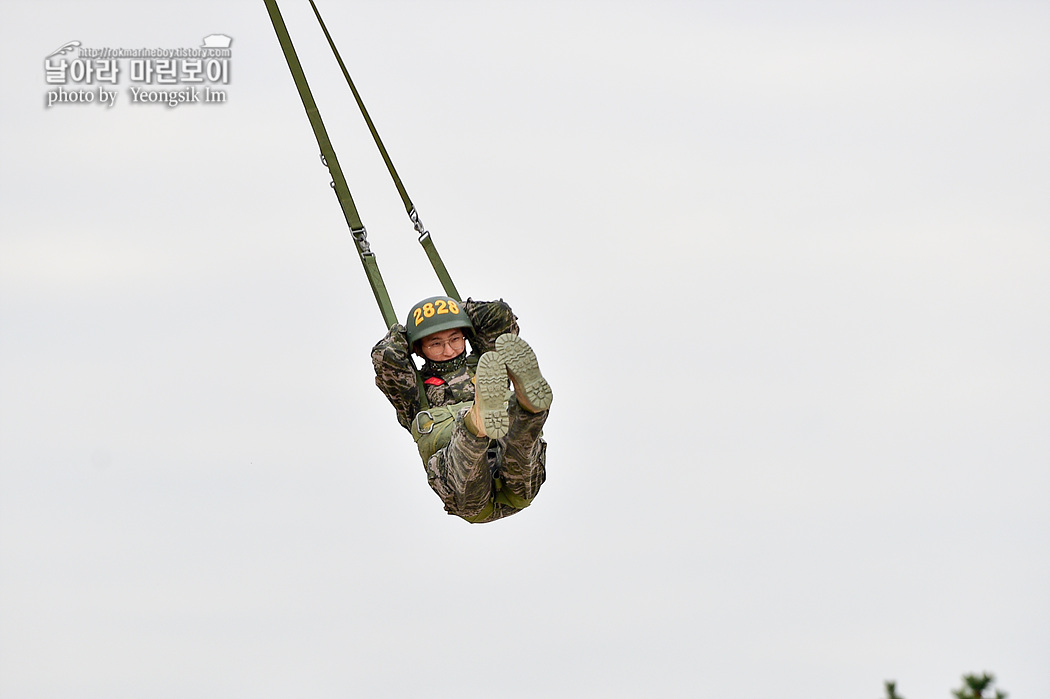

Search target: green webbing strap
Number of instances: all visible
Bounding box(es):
[307,0,410,213]
[415,370,430,412]
[418,231,460,302]
[264,0,398,329]
[307,0,462,303]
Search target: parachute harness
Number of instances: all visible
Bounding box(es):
[263,0,461,329]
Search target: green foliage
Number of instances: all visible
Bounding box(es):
[952,673,1007,699]
[885,680,905,699]
[883,672,1007,699]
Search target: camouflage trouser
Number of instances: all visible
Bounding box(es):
[423,399,548,524]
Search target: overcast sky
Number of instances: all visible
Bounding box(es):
[1,1,1048,697]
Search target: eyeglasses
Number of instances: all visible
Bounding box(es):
[423,334,466,354]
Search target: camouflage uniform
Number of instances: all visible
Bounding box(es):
[371,299,548,523]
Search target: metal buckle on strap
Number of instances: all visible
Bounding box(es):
[350,226,372,254]
[409,208,428,242]
[414,410,435,435]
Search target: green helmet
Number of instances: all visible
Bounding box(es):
[405,295,473,345]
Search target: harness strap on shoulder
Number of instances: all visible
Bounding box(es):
[416,367,430,411]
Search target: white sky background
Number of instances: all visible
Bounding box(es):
[1,0,1047,697]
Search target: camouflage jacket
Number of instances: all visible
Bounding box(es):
[371,299,519,431]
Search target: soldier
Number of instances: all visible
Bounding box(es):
[371,297,552,523]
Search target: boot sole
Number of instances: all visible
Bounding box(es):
[495,334,552,412]
[475,351,510,439]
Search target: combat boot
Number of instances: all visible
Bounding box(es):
[495,333,552,413]
[463,350,510,439]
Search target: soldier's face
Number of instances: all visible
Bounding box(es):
[419,328,466,362]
